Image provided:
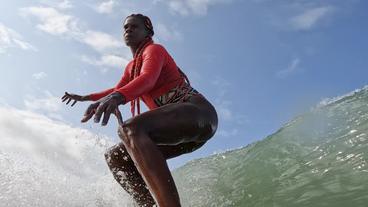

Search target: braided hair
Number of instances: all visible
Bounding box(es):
[125,14,154,37]
[129,38,153,116]
[124,14,155,116]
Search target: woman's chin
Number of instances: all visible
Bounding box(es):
[124,40,138,48]
[124,41,131,46]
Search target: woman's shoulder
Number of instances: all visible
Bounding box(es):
[123,60,134,72]
[126,59,134,67]
[144,43,168,55]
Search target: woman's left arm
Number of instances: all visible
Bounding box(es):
[93,45,166,125]
[113,45,165,102]
[88,62,132,102]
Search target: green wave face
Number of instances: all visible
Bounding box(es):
[173,88,368,207]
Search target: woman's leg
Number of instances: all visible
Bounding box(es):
[118,128,180,207]
[104,142,155,206]
[105,140,207,206]
[118,98,217,207]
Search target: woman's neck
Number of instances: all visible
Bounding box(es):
[129,37,152,57]
[130,46,138,56]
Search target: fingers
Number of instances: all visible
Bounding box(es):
[71,100,77,107]
[83,104,96,116]
[62,92,69,99]
[94,102,108,124]
[62,97,71,104]
[101,105,115,126]
[81,103,99,122]
[66,98,72,105]
[62,92,77,106]
[61,92,81,106]
[114,108,124,126]
[82,98,121,126]
[94,98,121,126]
[61,94,69,102]
[81,109,95,122]
[62,92,70,101]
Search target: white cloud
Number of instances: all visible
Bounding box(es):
[217,128,238,137]
[82,30,122,52]
[0,97,9,107]
[217,103,233,121]
[210,76,248,138]
[290,6,334,31]
[19,6,123,53]
[164,0,232,16]
[81,54,129,70]
[0,106,131,206]
[38,0,73,9]
[95,0,116,14]
[168,1,189,16]
[211,76,231,99]
[211,77,233,121]
[156,23,182,42]
[19,6,79,36]
[32,72,48,80]
[24,91,63,120]
[0,23,37,53]
[276,57,301,78]
[58,0,73,9]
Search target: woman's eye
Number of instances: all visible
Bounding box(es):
[123,24,137,31]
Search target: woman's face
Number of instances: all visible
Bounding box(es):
[123,17,149,47]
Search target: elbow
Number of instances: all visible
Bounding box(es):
[140,75,157,92]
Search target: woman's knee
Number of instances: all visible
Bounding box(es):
[104,143,133,169]
[118,121,148,148]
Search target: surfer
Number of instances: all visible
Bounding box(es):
[62,14,218,207]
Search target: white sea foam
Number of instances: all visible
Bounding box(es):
[316,85,368,108]
[0,106,133,206]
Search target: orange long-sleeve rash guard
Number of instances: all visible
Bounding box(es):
[88,44,184,110]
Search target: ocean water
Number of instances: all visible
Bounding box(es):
[173,86,368,207]
[1,86,368,207]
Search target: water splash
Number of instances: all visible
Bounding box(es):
[0,106,134,207]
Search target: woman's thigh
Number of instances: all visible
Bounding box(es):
[107,141,206,162]
[121,97,217,145]
[158,141,206,160]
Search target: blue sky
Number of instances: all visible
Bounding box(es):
[1,0,367,169]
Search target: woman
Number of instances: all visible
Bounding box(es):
[62,14,218,207]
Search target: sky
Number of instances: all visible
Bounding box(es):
[1,0,368,170]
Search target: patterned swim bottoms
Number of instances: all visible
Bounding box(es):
[154,83,200,107]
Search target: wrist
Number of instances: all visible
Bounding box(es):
[82,95,91,101]
[111,92,126,105]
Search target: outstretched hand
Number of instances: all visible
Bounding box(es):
[62,92,88,107]
[81,92,125,126]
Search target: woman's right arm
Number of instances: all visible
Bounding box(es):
[88,63,132,102]
[62,92,92,106]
